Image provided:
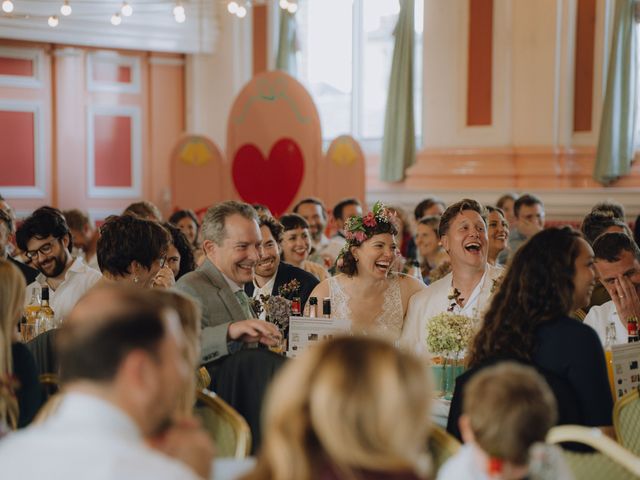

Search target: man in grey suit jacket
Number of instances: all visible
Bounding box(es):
[175,201,280,368]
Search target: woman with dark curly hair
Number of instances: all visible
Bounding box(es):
[97,215,173,289]
[447,227,613,441]
[162,223,195,281]
[308,203,424,341]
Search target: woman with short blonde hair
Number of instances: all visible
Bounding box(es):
[242,336,432,480]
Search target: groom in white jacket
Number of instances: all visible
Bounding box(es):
[401,199,503,355]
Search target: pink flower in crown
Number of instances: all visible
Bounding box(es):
[345,230,355,241]
[354,231,367,243]
[363,212,377,228]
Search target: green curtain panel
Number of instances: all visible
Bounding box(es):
[594,0,638,184]
[380,0,415,182]
[275,9,297,74]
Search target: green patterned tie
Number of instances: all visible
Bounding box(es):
[234,290,254,319]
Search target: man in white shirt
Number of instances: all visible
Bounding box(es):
[16,207,101,322]
[324,198,363,263]
[584,232,640,346]
[402,199,503,355]
[63,208,101,271]
[0,284,214,479]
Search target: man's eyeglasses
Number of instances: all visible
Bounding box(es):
[25,241,55,260]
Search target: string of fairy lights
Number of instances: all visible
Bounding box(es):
[0,0,187,27]
[226,0,297,18]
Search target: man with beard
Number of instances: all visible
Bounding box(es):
[585,232,640,346]
[245,215,319,313]
[293,197,332,266]
[17,206,101,323]
[0,285,214,479]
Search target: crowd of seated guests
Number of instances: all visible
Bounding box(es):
[1,190,639,480]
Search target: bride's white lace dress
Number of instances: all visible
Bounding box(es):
[328,275,404,341]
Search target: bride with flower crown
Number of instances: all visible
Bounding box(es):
[308,203,426,341]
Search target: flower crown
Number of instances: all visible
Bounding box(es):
[343,201,395,245]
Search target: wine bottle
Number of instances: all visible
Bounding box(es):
[36,286,55,335]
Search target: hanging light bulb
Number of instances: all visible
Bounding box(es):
[174,11,186,23]
[227,1,238,14]
[110,12,122,25]
[287,2,297,13]
[48,15,59,27]
[121,2,133,17]
[173,3,185,17]
[1,0,14,13]
[279,0,288,10]
[60,1,72,16]
[236,5,247,18]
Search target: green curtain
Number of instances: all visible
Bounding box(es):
[380,0,415,182]
[594,0,637,184]
[275,9,297,74]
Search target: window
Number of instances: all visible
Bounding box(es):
[294,0,423,145]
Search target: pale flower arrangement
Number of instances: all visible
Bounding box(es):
[426,312,475,360]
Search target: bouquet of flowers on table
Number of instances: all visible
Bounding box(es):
[426,312,475,398]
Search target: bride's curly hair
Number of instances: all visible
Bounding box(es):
[467,227,583,368]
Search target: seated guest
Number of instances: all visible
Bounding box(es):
[245,215,319,313]
[280,214,329,282]
[241,336,432,480]
[485,206,510,266]
[62,209,100,271]
[146,289,201,414]
[414,215,449,284]
[175,201,280,368]
[123,200,163,221]
[168,209,203,264]
[405,197,447,260]
[581,210,630,246]
[308,204,425,341]
[580,211,631,311]
[324,198,363,263]
[449,227,613,440]
[585,232,640,346]
[496,192,518,227]
[163,223,195,281]
[293,197,332,267]
[507,194,545,260]
[0,285,214,479]
[17,207,101,323]
[591,201,625,220]
[401,199,503,355]
[0,209,37,284]
[98,215,174,289]
[0,260,43,433]
[439,363,569,480]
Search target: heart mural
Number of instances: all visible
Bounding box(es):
[232,138,305,217]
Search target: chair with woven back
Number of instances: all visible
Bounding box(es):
[427,424,461,475]
[194,388,252,459]
[547,425,640,480]
[614,387,640,455]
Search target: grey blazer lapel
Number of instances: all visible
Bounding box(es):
[200,260,250,321]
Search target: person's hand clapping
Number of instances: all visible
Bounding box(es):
[227,319,282,346]
[518,218,543,239]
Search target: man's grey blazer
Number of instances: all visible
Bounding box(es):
[175,259,249,365]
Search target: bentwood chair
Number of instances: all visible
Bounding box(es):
[194,388,252,459]
[428,425,461,475]
[614,388,640,455]
[547,425,640,479]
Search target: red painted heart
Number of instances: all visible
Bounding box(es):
[232,138,305,217]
